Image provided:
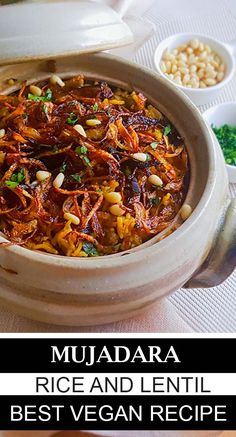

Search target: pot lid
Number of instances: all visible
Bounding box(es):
[0,1,133,66]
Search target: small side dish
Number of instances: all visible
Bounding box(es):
[160,38,225,89]
[212,124,236,166]
[0,75,189,257]
[203,102,236,183]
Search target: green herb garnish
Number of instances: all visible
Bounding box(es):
[151,197,160,206]
[146,153,152,161]
[5,181,19,189]
[75,146,91,167]
[5,168,25,188]
[164,125,171,136]
[45,89,52,100]
[83,241,99,257]
[28,88,52,102]
[76,145,88,155]
[60,162,67,173]
[67,113,79,125]
[83,156,92,167]
[150,142,158,150]
[212,124,236,166]
[42,104,48,115]
[92,102,99,112]
[71,174,81,183]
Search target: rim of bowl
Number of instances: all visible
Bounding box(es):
[0,52,218,268]
[154,32,235,94]
[203,101,236,173]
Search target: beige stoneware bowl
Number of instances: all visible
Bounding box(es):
[0,53,235,326]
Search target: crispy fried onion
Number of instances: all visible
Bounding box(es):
[0,76,189,256]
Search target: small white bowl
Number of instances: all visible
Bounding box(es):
[203,102,236,183]
[154,33,236,106]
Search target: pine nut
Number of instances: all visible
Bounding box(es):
[190,65,197,73]
[132,152,147,162]
[204,78,216,86]
[86,119,101,126]
[110,204,125,216]
[160,39,225,88]
[183,74,190,84]
[199,42,204,51]
[29,85,42,96]
[160,61,167,73]
[50,74,65,87]
[199,51,207,60]
[73,124,87,137]
[205,44,212,53]
[197,62,206,69]
[105,192,122,204]
[53,172,65,188]
[190,39,199,49]
[0,129,6,139]
[174,70,181,76]
[219,63,225,72]
[8,78,15,86]
[64,212,80,225]
[148,174,163,187]
[180,203,192,221]
[186,47,193,54]
[217,72,224,81]
[180,67,189,75]
[173,76,182,85]
[197,68,205,79]
[177,60,186,68]
[171,64,177,74]
[165,61,172,73]
[206,70,217,79]
[36,170,51,181]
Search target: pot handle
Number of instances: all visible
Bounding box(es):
[184,198,236,288]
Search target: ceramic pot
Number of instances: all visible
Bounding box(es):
[0,53,235,326]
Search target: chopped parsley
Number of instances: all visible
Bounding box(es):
[164,125,171,136]
[76,145,88,155]
[42,104,48,115]
[5,181,19,189]
[5,168,25,188]
[67,113,79,125]
[150,142,158,150]
[75,145,91,167]
[146,153,152,161]
[71,174,81,183]
[92,102,99,112]
[212,124,236,166]
[83,241,99,256]
[60,162,67,173]
[83,156,92,167]
[151,197,160,205]
[28,88,52,102]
